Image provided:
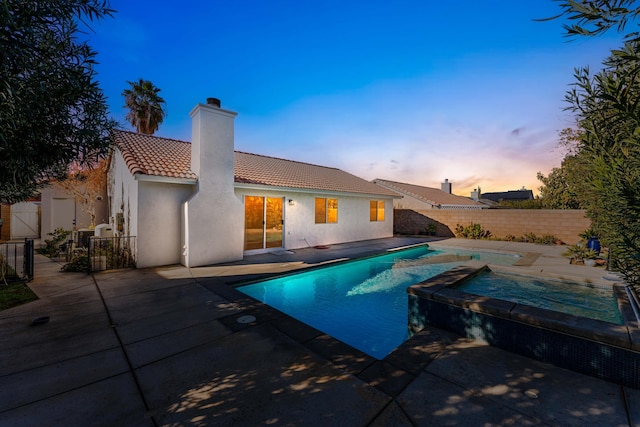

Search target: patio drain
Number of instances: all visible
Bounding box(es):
[237,315,256,324]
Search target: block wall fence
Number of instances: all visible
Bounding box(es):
[394,209,592,245]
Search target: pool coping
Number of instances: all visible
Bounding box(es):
[228,241,433,287]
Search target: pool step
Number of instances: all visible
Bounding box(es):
[513,252,541,266]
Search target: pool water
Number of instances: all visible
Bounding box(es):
[456,272,623,325]
[238,246,517,359]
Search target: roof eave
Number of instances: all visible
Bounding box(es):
[438,204,486,209]
[234,182,400,198]
[134,174,197,185]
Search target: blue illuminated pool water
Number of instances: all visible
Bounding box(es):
[237,245,518,359]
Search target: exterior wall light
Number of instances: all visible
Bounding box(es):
[288,199,294,206]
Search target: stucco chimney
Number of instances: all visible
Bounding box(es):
[470,186,481,201]
[189,98,237,187]
[183,98,243,267]
[441,179,452,194]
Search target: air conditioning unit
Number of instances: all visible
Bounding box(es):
[94,223,114,238]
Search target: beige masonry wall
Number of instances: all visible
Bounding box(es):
[394,209,591,245]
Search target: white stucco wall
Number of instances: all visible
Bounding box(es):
[235,188,394,250]
[108,151,139,240]
[109,151,197,268]
[137,181,193,268]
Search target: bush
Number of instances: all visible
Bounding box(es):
[62,252,89,272]
[536,234,560,245]
[455,223,491,239]
[37,228,71,257]
[519,232,537,243]
[563,243,598,261]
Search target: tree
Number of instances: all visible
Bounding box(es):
[0,1,116,204]
[55,160,108,228]
[122,79,167,135]
[553,0,640,290]
[536,128,589,209]
[553,0,640,41]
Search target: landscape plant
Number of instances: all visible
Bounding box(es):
[37,228,71,258]
[550,0,640,291]
[537,128,588,209]
[534,234,560,245]
[563,243,599,264]
[62,250,89,272]
[0,1,116,204]
[455,223,491,239]
[55,160,108,228]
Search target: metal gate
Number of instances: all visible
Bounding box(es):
[87,236,136,273]
[0,239,34,283]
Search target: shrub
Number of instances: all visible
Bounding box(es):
[563,244,598,261]
[62,251,89,272]
[455,223,491,239]
[37,228,71,257]
[535,234,560,245]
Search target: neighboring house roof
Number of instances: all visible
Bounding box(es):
[482,190,534,202]
[113,130,398,197]
[373,178,485,208]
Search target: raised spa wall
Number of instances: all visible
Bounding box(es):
[407,262,640,388]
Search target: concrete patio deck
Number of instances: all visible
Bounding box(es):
[0,237,637,426]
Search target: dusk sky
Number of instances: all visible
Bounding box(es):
[86,1,622,196]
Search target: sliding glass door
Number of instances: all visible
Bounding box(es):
[244,196,283,250]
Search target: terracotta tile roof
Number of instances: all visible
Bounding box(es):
[373,178,485,207]
[234,152,398,196]
[114,130,397,197]
[114,130,197,180]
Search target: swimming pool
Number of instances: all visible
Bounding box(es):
[237,245,518,359]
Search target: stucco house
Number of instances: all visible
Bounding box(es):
[373,178,486,210]
[108,98,399,268]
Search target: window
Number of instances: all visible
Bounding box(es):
[370,200,385,222]
[327,198,338,223]
[315,198,338,223]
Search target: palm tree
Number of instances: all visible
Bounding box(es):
[122,79,166,135]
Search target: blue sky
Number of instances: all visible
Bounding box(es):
[86,1,622,196]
